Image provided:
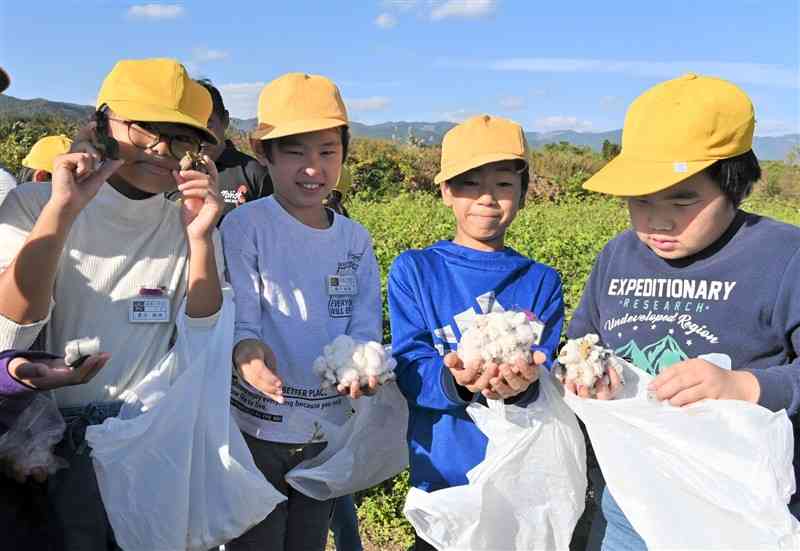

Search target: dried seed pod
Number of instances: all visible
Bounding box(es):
[179,151,209,173]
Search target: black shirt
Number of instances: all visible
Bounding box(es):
[167,140,273,225]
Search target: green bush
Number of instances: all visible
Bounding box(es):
[0,116,80,175]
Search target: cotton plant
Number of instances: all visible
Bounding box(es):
[457,310,542,367]
[313,335,397,389]
[556,334,625,393]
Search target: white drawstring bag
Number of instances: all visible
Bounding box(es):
[285,381,409,500]
[564,359,800,550]
[86,288,285,551]
[403,373,587,551]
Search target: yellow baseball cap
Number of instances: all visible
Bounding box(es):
[583,74,755,196]
[251,73,348,141]
[22,135,73,172]
[434,115,528,185]
[96,58,217,144]
[0,67,9,93]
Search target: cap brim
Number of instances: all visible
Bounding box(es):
[582,155,716,196]
[434,152,527,185]
[104,100,218,145]
[251,118,347,141]
[0,68,9,93]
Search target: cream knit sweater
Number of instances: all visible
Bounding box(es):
[0,182,224,407]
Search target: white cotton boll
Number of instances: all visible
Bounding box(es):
[312,356,328,377]
[557,334,625,393]
[362,346,383,376]
[510,311,528,327]
[514,323,534,345]
[313,337,396,389]
[64,337,101,367]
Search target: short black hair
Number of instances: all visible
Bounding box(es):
[445,159,529,203]
[704,150,761,208]
[196,79,226,120]
[262,126,350,164]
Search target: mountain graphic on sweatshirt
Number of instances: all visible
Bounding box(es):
[616,335,688,375]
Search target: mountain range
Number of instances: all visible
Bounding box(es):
[616,334,689,375]
[1,94,797,160]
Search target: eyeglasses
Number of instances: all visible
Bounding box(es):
[107,117,203,159]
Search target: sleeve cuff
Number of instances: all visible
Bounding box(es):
[744,368,795,413]
[440,364,477,406]
[0,304,53,351]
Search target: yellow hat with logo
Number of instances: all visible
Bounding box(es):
[22,135,73,172]
[435,115,528,185]
[96,58,217,144]
[251,72,348,141]
[583,73,755,196]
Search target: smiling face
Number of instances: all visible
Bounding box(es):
[108,116,206,194]
[442,160,523,252]
[627,171,737,259]
[264,128,343,227]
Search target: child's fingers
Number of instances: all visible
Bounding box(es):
[564,379,578,395]
[498,364,526,392]
[482,388,502,400]
[608,365,623,394]
[443,352,461,370]
[12,361,50,380]
[489,376,514,398]
[469,363,497,392]
[667,383,705,407]
[595,378,614,400]
[532,350,547,365]
[577,384,591,398]
[349,380,361,399]
[74,353,111,384]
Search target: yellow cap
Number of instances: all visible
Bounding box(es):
[96,58,217,144]
[22,135,73,172]
[434,115,528,185]
[251,72,348,141]
[336,165,352,195]
[583,74,755,196]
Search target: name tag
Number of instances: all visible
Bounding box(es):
[327,274,357,296]
[129,288,171,323]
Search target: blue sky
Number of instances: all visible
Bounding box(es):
[1,1,798,135]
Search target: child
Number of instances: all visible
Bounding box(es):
[220,72,382,551]
[18,135,73,183]
[387,115,565,550]
[565,74,800,549]
[0,57,224,550]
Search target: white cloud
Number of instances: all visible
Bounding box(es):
[375,13,398,28]
[193,47,228,62]
[498,95,525,111]
[348,96,392,111]
[218,82,265,119]
[534,116,594,132]
[755,119,800,136]
[440,108,479,123]
[431,0,496,21]
[485,57,799,89]
[127,4,184,19]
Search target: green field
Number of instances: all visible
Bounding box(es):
[346,192,800,550]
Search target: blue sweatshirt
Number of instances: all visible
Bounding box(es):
[388,240,564,491]
[568,210,800,500]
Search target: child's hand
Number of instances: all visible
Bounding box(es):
[485,351,545,400]
[563,366,623,400]
[49,152,123,216]
[175,155,222,241]
[444,352,499,395]
[0,456,48,484]
[233,339,284,404]
[648,358,759,406]
[337,376,379,400]
[8,354,110,391]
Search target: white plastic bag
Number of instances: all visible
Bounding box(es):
[403,373,587,551]
[85,288,285,551]
[285,381,409,500]
[564,360,800,550]
[0,393,67,477]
